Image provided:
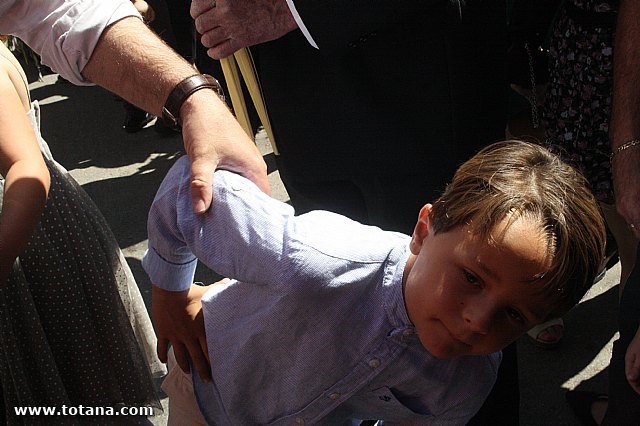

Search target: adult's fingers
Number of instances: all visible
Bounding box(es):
[626,352,640,393]
[626,330,640,394]
[180,94,220,213]
[187,338,212,383]
[180,88,270,213]
[156,336,169,364]
[172,343,191,374]
[207,40,239,61]
[190,0,216,19]
[237,164,271,195]
[190,173,214,214]
[200,26,229,50]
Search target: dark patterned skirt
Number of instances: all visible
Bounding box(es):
[0,156,162,425]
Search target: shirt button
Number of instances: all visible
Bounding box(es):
[368,358,381,368]
[328,392,341,400]
[294,417,305,425]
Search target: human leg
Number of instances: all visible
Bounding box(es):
[600,202,639,295]
[601,243,640,425]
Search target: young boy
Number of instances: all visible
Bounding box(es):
[143,140,606,425]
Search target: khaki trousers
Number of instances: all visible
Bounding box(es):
[161,348,209,426]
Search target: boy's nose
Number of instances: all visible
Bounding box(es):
[463,301,493,335]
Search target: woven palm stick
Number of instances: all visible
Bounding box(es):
[220,55,253,139]
[233,48,278,154]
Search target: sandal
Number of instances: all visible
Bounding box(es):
[526,317,564,349]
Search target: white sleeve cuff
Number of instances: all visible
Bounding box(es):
[285,0,319,49]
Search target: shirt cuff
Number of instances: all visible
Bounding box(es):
[142,247,197,292]
[285,0,319,49]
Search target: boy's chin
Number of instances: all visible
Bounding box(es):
[419,337,472,359]
[420,336,504,359]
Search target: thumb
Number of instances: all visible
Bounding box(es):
[190,170,214,214]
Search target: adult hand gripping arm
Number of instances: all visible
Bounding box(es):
[81,16,270,213]
[1,0,270,212]
[81,15,269,380]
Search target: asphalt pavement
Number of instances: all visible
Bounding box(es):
[26,62,620,426]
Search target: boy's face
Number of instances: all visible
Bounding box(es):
[403,205,554,358]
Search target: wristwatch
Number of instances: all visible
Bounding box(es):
[162,74,225,130]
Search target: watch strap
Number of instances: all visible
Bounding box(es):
[162,74,225,130]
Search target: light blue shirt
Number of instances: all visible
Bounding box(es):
[143,157,501,425]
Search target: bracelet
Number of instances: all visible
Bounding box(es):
[162,74,225,130]
[610,138,640,161]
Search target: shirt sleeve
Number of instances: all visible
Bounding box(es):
[0,0,141,85]
[285,0,318,49]
[143,157,298,292]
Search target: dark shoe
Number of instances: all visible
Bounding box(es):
[123,103,154,133]
[566,390,608,426]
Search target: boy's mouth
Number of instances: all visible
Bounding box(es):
[440,320,471,347]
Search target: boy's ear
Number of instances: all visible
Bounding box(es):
[409,204,433,255]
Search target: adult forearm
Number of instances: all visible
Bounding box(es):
[81,16,225,117]
[610,0,640,235]
[610,0,640,146]
[80,15,271,214]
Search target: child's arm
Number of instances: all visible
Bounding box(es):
[144,159,293,380]
[626,324,640,394]
[0,62,50,283]
[152,283,211,382]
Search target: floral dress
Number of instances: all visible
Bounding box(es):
[543,0,618,204]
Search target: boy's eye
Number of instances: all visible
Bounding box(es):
[463,270,479,285]
[506,307,525,325]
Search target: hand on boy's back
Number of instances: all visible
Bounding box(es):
[152,283,219,382]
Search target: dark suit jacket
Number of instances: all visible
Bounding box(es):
[251,0,508,193]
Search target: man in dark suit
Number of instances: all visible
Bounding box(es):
[191,1,514,423]
[193,0,507,234]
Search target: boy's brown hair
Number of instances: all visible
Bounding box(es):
[429,140,606,317]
